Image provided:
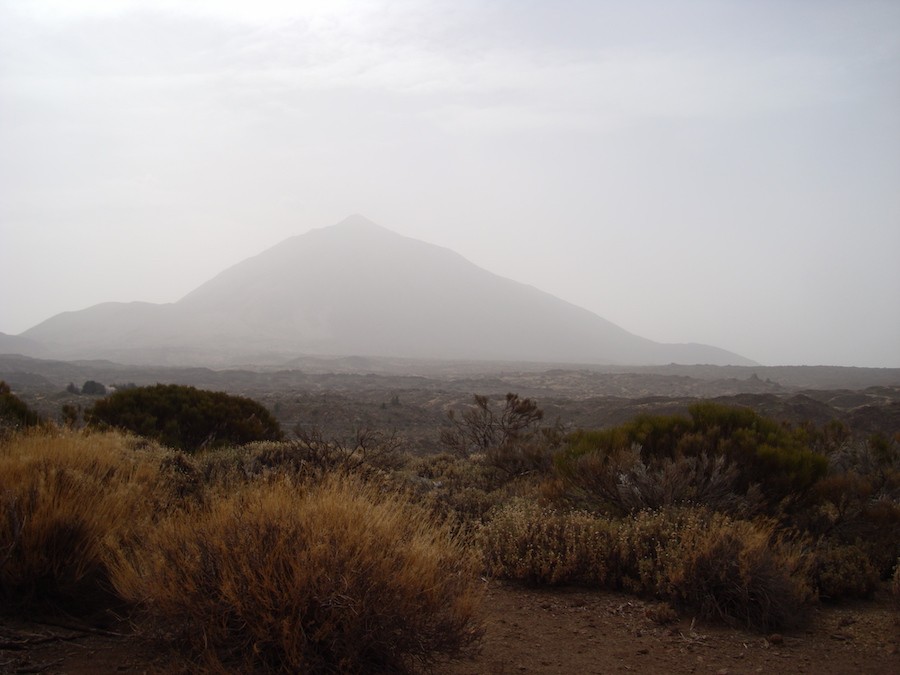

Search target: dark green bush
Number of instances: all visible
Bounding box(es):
[80,380,107,396]
[86,384,283,453]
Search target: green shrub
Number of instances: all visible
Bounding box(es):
[555,443,760,517]
[556,403,828,514]
[86,384,283,452]
[107,476,483,673]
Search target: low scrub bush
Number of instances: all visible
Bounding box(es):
[557,403,828,515]
[611,508,814,629]
[802,439,900,578]
[812,543,879,601]
[634,510,815,630]
[437,393,561,496]
[480,503,814,630]
[107,476,483,674]
[480,500,616,585]
[482,434,559,481]
[557,443,760,517]
[440,393,545,458]
[288,425,406,475]
[407,452,507,527]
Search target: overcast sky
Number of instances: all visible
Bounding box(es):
[1,0,898,367]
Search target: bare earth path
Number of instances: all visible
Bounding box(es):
[2,583,898,674]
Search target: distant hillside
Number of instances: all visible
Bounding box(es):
[16,215,754,367]
[0,332,46,357]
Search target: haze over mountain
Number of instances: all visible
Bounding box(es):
[12,216,753,367]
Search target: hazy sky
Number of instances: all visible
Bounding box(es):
[1,0,898,367]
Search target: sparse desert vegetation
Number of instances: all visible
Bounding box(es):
[0,428,482,673]
[0,373,898,673]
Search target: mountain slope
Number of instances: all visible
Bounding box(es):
[18,216,754,367]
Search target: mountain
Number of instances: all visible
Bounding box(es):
[15,215,755,367]
[0,332,46,357]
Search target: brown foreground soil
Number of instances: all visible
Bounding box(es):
[446,581,899,675]
[2,583,898,675]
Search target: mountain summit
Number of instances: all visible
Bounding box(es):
[16,216,754,367]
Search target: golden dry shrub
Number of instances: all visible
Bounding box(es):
[479,499,616,585]
[0,430,157,612]
[812,543,879,601]
[481,502,815,631]
[647,510,816,631]
[107,476,483,674]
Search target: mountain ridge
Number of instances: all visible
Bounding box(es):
[14,215,755,367]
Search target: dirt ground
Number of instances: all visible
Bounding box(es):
[2,582,898,674]
[446,581,900,675]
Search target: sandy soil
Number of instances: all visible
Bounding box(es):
[2,583,897,674]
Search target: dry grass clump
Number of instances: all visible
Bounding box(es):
[405,452,512,530]
[0,430,158,611]
[639,509,815,631]
[480,500,616,585]
[107,476,483,674]
[480,503,814,630]
[616,508,814,630]
[812,543,879,601]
